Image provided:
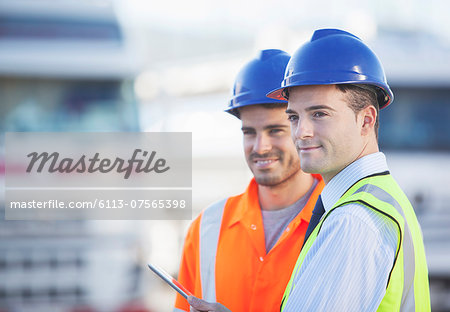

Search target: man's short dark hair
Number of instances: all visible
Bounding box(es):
[336,84,380,139]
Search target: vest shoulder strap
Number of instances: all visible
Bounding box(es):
[199,198,227,301]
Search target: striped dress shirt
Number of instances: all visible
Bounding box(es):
[284,152,399,311]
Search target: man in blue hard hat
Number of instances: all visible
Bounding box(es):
[266,28,430,311]
[176,49,324,312]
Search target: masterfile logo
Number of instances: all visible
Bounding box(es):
[5,132,192,221]
[26,149,170,179]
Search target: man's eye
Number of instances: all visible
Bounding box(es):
[270,129,282,134]
[287,115,298,122]
[313,111,327,118]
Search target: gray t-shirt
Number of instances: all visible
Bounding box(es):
[261,179,317,253]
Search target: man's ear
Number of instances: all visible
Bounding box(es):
[360,105,377,136]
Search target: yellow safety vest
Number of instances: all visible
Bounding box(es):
[281,173,430,311]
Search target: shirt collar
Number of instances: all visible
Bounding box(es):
[321,152,389,212]
[228,175,324,227]
[228,178,260,228]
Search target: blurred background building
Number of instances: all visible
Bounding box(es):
[0,0,449,311]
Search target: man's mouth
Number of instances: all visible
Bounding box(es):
[253,158,278,168]
[297,146,321,152]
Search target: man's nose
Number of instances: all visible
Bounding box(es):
[294,118,313,140]
[253,133,271,154]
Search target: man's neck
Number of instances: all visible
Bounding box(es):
[258,172,314,211]
[323,140,379,184]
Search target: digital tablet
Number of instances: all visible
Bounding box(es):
[147,263,193,299]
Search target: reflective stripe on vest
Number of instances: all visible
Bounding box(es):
[353,183,416,310]
[199,198,227,302]
[353,184,416,310]
[281,174,430,312]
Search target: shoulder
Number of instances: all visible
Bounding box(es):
[180,198,230,260]
[187,197,229,234]
[326,202,398,234]
[200,198,229,224]
[203,198,229,214]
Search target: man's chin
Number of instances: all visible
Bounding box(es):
[300,163,322,175]
[254,175,282,187]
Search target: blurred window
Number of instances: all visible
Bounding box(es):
[0,77,139,132]
[379,87,450,151]
[0,15,122,42]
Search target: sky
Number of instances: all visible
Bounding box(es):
[117,0,450,44]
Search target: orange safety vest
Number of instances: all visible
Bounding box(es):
[174,176,324,312]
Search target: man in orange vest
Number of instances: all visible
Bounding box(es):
[174,49,324,312]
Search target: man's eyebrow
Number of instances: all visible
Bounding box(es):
[285,108,296,114]
[265,124,289,130]
[305,105,336,112]
[241,124,289,131]
[286,105,336,113]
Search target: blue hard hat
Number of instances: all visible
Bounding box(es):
[226,49,290,117]
[267,29,394,109]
